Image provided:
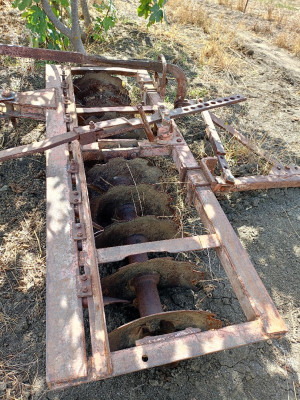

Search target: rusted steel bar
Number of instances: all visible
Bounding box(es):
[172,142,200,182]
[0,131,77,162]
[0,95,246,163]
[52,319,269,389]
[0,44,187,104]
[0,109,45,121]
[202,111,226,155]
[137,104,156,142]
[76,105,155,114]
[215,173,300,192]
[210,112,281,166]
[65,67,112,379]
[0,88,57,109]
[202,111,234,183]
[97,234,220,263]
[45,64,88,385]
[193,186,287,336]
[71,66,142,75]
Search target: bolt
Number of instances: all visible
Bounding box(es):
[74,199,78,203]
[285,165,290,170]
[277,166,281,170]
[89,121,96,130]
[76,223,81,228]
[77,232,83,237]
[74,191,78,195]
[80,275,88,281]
[82,287,88,293]
[177,138,182,142]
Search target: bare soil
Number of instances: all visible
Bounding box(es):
[0,0,299,399]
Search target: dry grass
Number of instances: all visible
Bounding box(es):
[198,27,241,73]
[252,21,273,34]
[236,0,245,12]
[275,32,300,55]
[166,0,211,32]
[218,0,233,7]
[212,0,300,57]
[163,0,244,74]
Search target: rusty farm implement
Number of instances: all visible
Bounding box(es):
[0,44,299,389]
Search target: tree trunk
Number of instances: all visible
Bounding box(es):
[70,0,86,53]
[41,0,86,54]
[80,0,92,28]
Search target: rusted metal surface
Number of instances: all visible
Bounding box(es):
[45,64,88,386]
[101,259,205,299]
[76,105,155,114]
[137,104,156,142]
[216,173,300,192]
[0,88,58,109]
[0,94,246,163]
[108,310,222,351]
[0,44,187,105]
[193,187,287,336]
[97,234,220,263]
[0,45,293,389]
[65,68,112,379]
[210,112,282,166]
[132,272,163,317]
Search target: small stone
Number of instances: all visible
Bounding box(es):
[267,339,272,345]
[149,379,160,387]
[0,382,7,392]
[0,185,9,193]
[252,198,259,207]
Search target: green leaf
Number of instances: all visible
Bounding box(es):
[18,0,32,11]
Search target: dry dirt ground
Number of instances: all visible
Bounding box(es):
[0,0,299,399]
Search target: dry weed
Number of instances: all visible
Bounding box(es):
[166,0,211,32]
[236,0,245,12]
[252,21,273,34]
[218,0,233,8]
[274,32,300,55]
[198,28,240,73]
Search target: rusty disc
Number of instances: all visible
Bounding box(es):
[95,216,178,248]
[90,184,172,226]
[108,310,222,351]
[101,258,205,299]
[86,158,162,191]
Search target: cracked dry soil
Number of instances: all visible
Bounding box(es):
[0,2,299,400]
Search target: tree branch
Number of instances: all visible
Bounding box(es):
[80,0,92,28]
[70,0,86,53]
[41,0,72,37]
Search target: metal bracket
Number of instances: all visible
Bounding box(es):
[70,189,82,204]
[76,274,92,297]
[72,222,87,240]
[67,160,79,174]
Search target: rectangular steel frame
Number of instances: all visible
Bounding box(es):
[46,65,287,390]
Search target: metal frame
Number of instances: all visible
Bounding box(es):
[44,65,287,389]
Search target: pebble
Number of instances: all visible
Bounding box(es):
[252,198,260,207]
[0,185,9,192]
